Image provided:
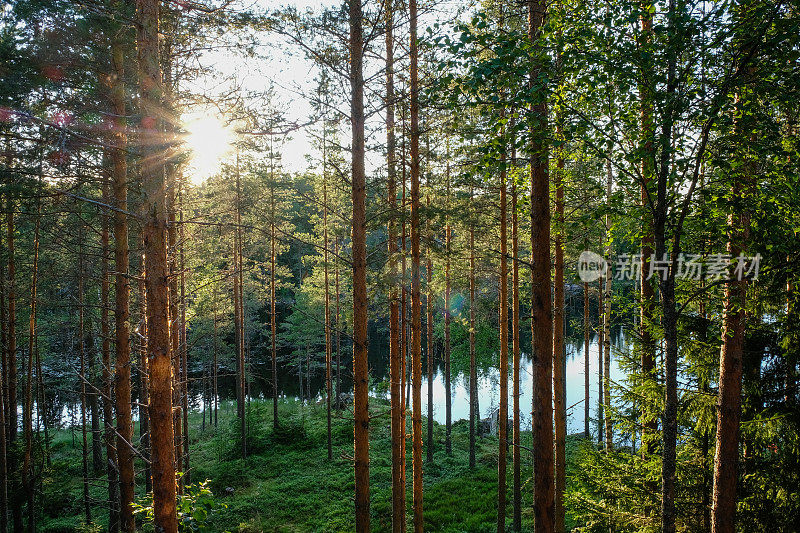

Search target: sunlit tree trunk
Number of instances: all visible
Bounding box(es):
[136,0,178,528]
[553,127,566,532]
[385,0,404,524]
[498,146,509,533]
[409,0,424,527]
[528,0,554,530]
[109,24,135,526]
[512,176,522,531]
[639,0,657,459]
[349,0,370,527]
[179,203,189,481]
[139,245,152,495]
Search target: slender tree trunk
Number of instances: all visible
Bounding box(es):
[639,0,657,459]
[6,197,20,533]
[0,209,7,533]
[335,239,341,409]
[409,2,424,528]
[498,148,509,533]
[23,200,39,532]
[137,0,178,528]
[426,240,434,465]
[349,0,370,527]
[79,224,91,525]
[584,282,590,439]
[213,282,218,428]
[528,1,554,531]
[512,177,522,531]
[179,204,189,481]
[271,202,278,429]
[324,179,333,460]
[444,166,452,456]
[139,246,151,495]
[111,30,135,526]
[385,0,404,525]
[597,277,604,444]
[469,222,476,469]
[100,173,119,533]
[89,328,102,475]
[553,130,566,532]
[233,159,245,458]
[604,161,613,451]
[711,130,751,533]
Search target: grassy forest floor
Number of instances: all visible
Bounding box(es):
[39,398,585,532]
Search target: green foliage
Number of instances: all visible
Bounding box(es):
[133,481,228,533]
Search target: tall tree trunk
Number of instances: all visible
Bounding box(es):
[23,200,40,531]
[213,282,218,427]
[444,164,452,456]
[426,233,434,465]
[100,173,119,533]
[6,197,21,533]
[553,130,566,532]
[469,222,476,469]
[512,176,522,531]
[584,282,590,439]
[139,245,151,495]
[409,1,424,528]
[603,161,613,451]
[349,0,370,527]
[324,162,333,461]
[335,238,341,409]
[498,148,509,533]
[711,106,751,533]
[528,1,554,531]
[271,189,278,429]
[79,224,91,525]
[639,0,657,459]
[385,0,404,524]
[0,206,7,533]
[179,204,189,481]
[111,28,135,526]
[136,0,178,529]
[597,277,604,444]
[89,328,102,475]
[234,159,246,458]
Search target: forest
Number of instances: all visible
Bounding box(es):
[0,0,798,531]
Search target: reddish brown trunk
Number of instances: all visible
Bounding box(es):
[469,222,476,469]
[528,0,554,531]
[553,137,566,532]
[23,200,40,530]
[100,172,119,532]
[498,156,509,533]
[136,0,178,529]
[409,1,423,528]
[386,0,405,525]
[349,0,370,527]
[512,177,522,531]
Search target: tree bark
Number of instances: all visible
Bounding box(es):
[603,161,613,451]
[512,176,522,531]
[528,1,554,531]
[23,198,40,531]
[498,149,509,533]
[409,2,424,527]
[385,0,404,525]
[469,221,476,470]
[444,167,452,456]
[553,130,566,532]
[136,0,178,529]
[349,0,370,527]
[583,282,590,439]
[101,170,119,533]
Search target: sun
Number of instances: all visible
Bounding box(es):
[182,110,234,185]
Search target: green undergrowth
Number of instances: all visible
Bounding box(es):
[39,398,584,532]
